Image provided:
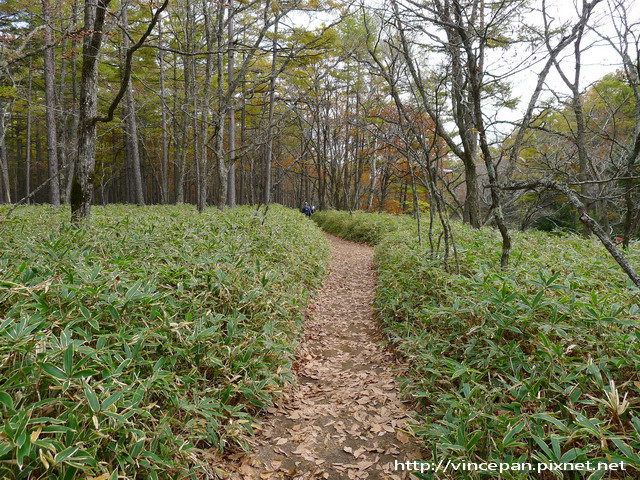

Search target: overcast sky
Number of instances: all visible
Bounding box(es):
[289,0,638,136]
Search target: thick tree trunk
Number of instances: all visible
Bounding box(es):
[462,159,481,227]
[71,0,110,223]
[57,38,68,202]
[65,1,80,203]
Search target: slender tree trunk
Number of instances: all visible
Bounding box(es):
[176,49,187,204]
[25,59,33,204]
[158,17,169,204]
[121,2,144,205]
[193,2,204,211]
[240,80,247,204]
[264,16,278,205]
[36,127,43,201]
[408,154,422,246]
[214,1,227,210]
[227,0,237,208]
[0,101,10,204]
[196,0,215,212]
[42,0,61,207]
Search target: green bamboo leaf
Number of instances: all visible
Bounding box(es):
[503,421,525,447]
[70,369,99,379]
[573,412,601,436]
[531,413,571,433]
[101,391,122,410]
[16,436,30,469]
[0,392,14,410]
[54,446,79,463]
[42,363,67,380]
[84,383,100,413]
[63,344,74,376]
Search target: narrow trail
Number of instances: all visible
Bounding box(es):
[224,234,422,479]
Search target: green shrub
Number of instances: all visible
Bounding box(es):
[0,205,329,479]
[313,209,415,245]
[317,210,640,479]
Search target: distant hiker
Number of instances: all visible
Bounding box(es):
[301,202,312,217]
[311,205,316,214]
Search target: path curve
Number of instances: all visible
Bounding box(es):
[224,234,422,479]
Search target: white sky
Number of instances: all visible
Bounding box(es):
[505,0,639,114]
[288,0,639,140]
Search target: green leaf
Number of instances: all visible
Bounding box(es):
[43,363,67,380]
[16,436,30,469]
[531,413,570,433]
[54,446,79,463]
[71,369,99,379]
[108,306,120,320]
[0,391,14,410]
[64,344,74,376]
[503,421,525,447]
[101,391,122,410]
[84,383,100,413]
[573,412,601,436]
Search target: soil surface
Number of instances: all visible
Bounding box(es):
[220,234,423,479]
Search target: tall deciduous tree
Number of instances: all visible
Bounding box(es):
[121,0,145,205]
[71,0,166,223]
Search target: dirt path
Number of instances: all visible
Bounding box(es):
[223,234,422,479]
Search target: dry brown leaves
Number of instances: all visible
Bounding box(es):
[216,235,423,479]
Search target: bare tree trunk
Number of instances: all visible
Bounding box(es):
[408,153,422,246]
[57,37,68,202]
[453,0,511,266]
[462,161,480,226]
[213,1,228,210]
[241,76,249,204]
[42,0,61,207]
[71,0,166,221]
[25,59,33,204]
[0,101,10,204]
[65,0,80,203]
[176,45,188,204]
[158,17,169,204]
[121,1,145,205]
[71,0,109,222]
[264,16,278,205]
[227,0,237,208]
[193,0,205,211]
[366,144,377,211]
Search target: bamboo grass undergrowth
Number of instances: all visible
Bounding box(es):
[0,204,329,479]
[314,209,640,479]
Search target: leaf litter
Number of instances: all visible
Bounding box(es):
[218,234,423,479]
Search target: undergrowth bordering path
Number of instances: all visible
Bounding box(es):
[221,234,422,480]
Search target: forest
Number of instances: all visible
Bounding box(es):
[1,0,640,478]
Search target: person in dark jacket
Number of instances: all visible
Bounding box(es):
[301,202,312,217]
